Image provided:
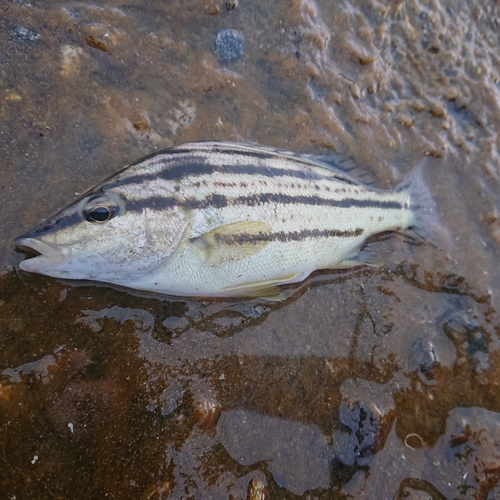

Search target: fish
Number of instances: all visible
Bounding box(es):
[16,141,441,299]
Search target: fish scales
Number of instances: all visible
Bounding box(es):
[16,141,439,298]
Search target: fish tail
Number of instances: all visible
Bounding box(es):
[397,162,450,249]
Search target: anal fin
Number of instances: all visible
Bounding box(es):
[336,243,385,269]
[221,272,300,301]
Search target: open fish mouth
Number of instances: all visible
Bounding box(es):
[15,237,64,272]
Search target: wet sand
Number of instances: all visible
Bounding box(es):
[1,0,500,498]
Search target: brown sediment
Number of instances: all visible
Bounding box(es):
[85,35,110,53]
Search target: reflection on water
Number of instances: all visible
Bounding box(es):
[1,0,500,498]
[220,410,332,494]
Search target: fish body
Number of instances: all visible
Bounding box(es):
[16,142,436,298]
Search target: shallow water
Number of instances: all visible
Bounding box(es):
[1,0,500,498]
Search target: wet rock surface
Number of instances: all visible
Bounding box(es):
[1,0,500,498]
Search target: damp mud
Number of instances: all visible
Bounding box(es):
[1,0,500,498]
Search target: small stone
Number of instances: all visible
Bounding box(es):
[338,401,394,466]
[225,1,238,10]
[247,477,268,500]
[411,338,438,380]
[11,26,40,42]
[192,394,221,430]
[335,380,395,467]
[215,29,244,63]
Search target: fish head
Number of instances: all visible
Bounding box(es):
[16,183,189,284]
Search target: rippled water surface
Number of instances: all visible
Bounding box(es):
[1,0,500,498]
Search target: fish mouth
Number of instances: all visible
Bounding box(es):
[16,237,65,272]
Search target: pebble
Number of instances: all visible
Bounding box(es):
[339,402,380,465]
[215,29,244,63]
[334,380,396,467]
[411,338,438,379]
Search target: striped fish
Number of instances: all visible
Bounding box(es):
[16,142,439,298]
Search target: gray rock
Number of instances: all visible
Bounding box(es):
[215,29,244,63]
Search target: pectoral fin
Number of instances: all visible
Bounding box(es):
[189,221,272,264]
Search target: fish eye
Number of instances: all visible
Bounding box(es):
[85,205,115,223]
[80,194,122,224]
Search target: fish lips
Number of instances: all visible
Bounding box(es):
[16,237,65,273]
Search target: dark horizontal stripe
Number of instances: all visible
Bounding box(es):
[103,154,207,191]
[204,227,364,246]
[207,194,404,210]
[28,191,404,239]
[171,144,277,161]
[126,192,406,212]
[124,143,282,173]
[127,196,179,211]
[161,158,355,184]
[171,144,353,179]
[104,153,356,191]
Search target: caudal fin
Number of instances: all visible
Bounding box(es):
[396,163,450,249]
